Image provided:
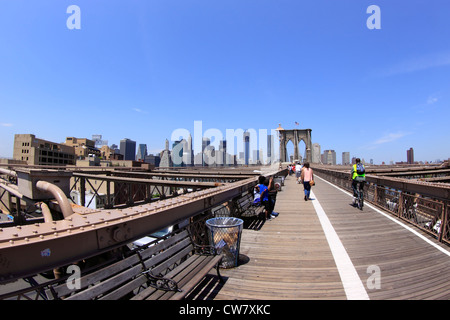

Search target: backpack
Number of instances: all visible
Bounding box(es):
[356,163,365,175]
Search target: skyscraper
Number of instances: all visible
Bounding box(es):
[312,143,321,164]
[172,140,184,167]
[243,131,250,165]
[407,148,414,164]
[186,134,193,166]
[202,137,216,166]
[342,152,350,165]
[136,144,147,161]
[322,150,336,165]
[120,138,136,161]
[267,134,274,164]
[218,140,227,166]
[159,139,172,168]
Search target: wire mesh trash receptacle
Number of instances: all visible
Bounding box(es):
[206,217,244,268]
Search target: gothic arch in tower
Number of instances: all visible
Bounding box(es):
[278,128,312,163]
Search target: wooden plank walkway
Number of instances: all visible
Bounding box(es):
[187,174,450,300]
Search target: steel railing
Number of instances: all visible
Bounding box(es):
[313,166,449,246]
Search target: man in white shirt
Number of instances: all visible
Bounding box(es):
[295,162,302,183]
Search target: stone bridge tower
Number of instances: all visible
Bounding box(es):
[276,125,312,163]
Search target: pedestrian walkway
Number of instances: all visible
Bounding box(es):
[189,174,450,300]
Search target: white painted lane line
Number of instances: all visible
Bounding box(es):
[310,190,370,300]
[315,175,450,257]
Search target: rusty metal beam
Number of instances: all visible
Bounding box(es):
[112,172,255,180]
[72,173,225,188]
[0,176,260,283]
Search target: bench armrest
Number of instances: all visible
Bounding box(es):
[141,269,181,292]
[193,243,217,256]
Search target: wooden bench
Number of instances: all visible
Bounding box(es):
[235,192,264,219]
[45,230,223,300]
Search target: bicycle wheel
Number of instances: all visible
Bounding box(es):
[359,191,364,210]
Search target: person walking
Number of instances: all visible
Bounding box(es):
[295,162,302,184]
[301,162,314,201]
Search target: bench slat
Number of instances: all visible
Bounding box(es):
[236,193,265,218]
[48,230,191,298]
[100,273,147,300]
[50,228,222,300]
[146,255,209,300]
[170,255,223,300]
[130,254,201,300]
[66,236,193,300]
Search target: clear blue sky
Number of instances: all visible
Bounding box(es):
[1,0,449,164]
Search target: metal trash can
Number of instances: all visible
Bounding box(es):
[206,217,244,268]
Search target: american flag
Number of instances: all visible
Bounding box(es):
[295,122,299,126]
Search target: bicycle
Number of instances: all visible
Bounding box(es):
[352,180,365,210]
[356,184,364,210]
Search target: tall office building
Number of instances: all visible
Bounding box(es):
[407,148,414,164]
[217,140,227,166]
[342,152,350,165]
[186,134,193,166]
[322,150,336,165]
[202,137,211,166]
[267,134,274,164]
[120,138,136,161]
[243,131,250,165]
[136,144,147,161]
[159,139,172,168]
[172,140,184,167]
[312,143,321,164]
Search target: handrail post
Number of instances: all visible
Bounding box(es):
[397,192,404,218]
[438,201,448,243]
[80,177,86,207]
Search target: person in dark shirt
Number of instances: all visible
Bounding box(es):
[258,175,275,220]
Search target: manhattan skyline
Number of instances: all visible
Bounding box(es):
[1,1,449,164]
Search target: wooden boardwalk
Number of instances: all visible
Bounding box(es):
[188,174,450,300]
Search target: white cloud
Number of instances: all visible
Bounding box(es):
[374,131,411,145]
[132,108,147,114]
[0,123,13,127]
[376,52,450,77]
[426,95,438,105]
[412,93,441,113]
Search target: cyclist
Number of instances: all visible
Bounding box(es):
[350,158,366,207]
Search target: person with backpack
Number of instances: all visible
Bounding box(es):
[351,158,366,206]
